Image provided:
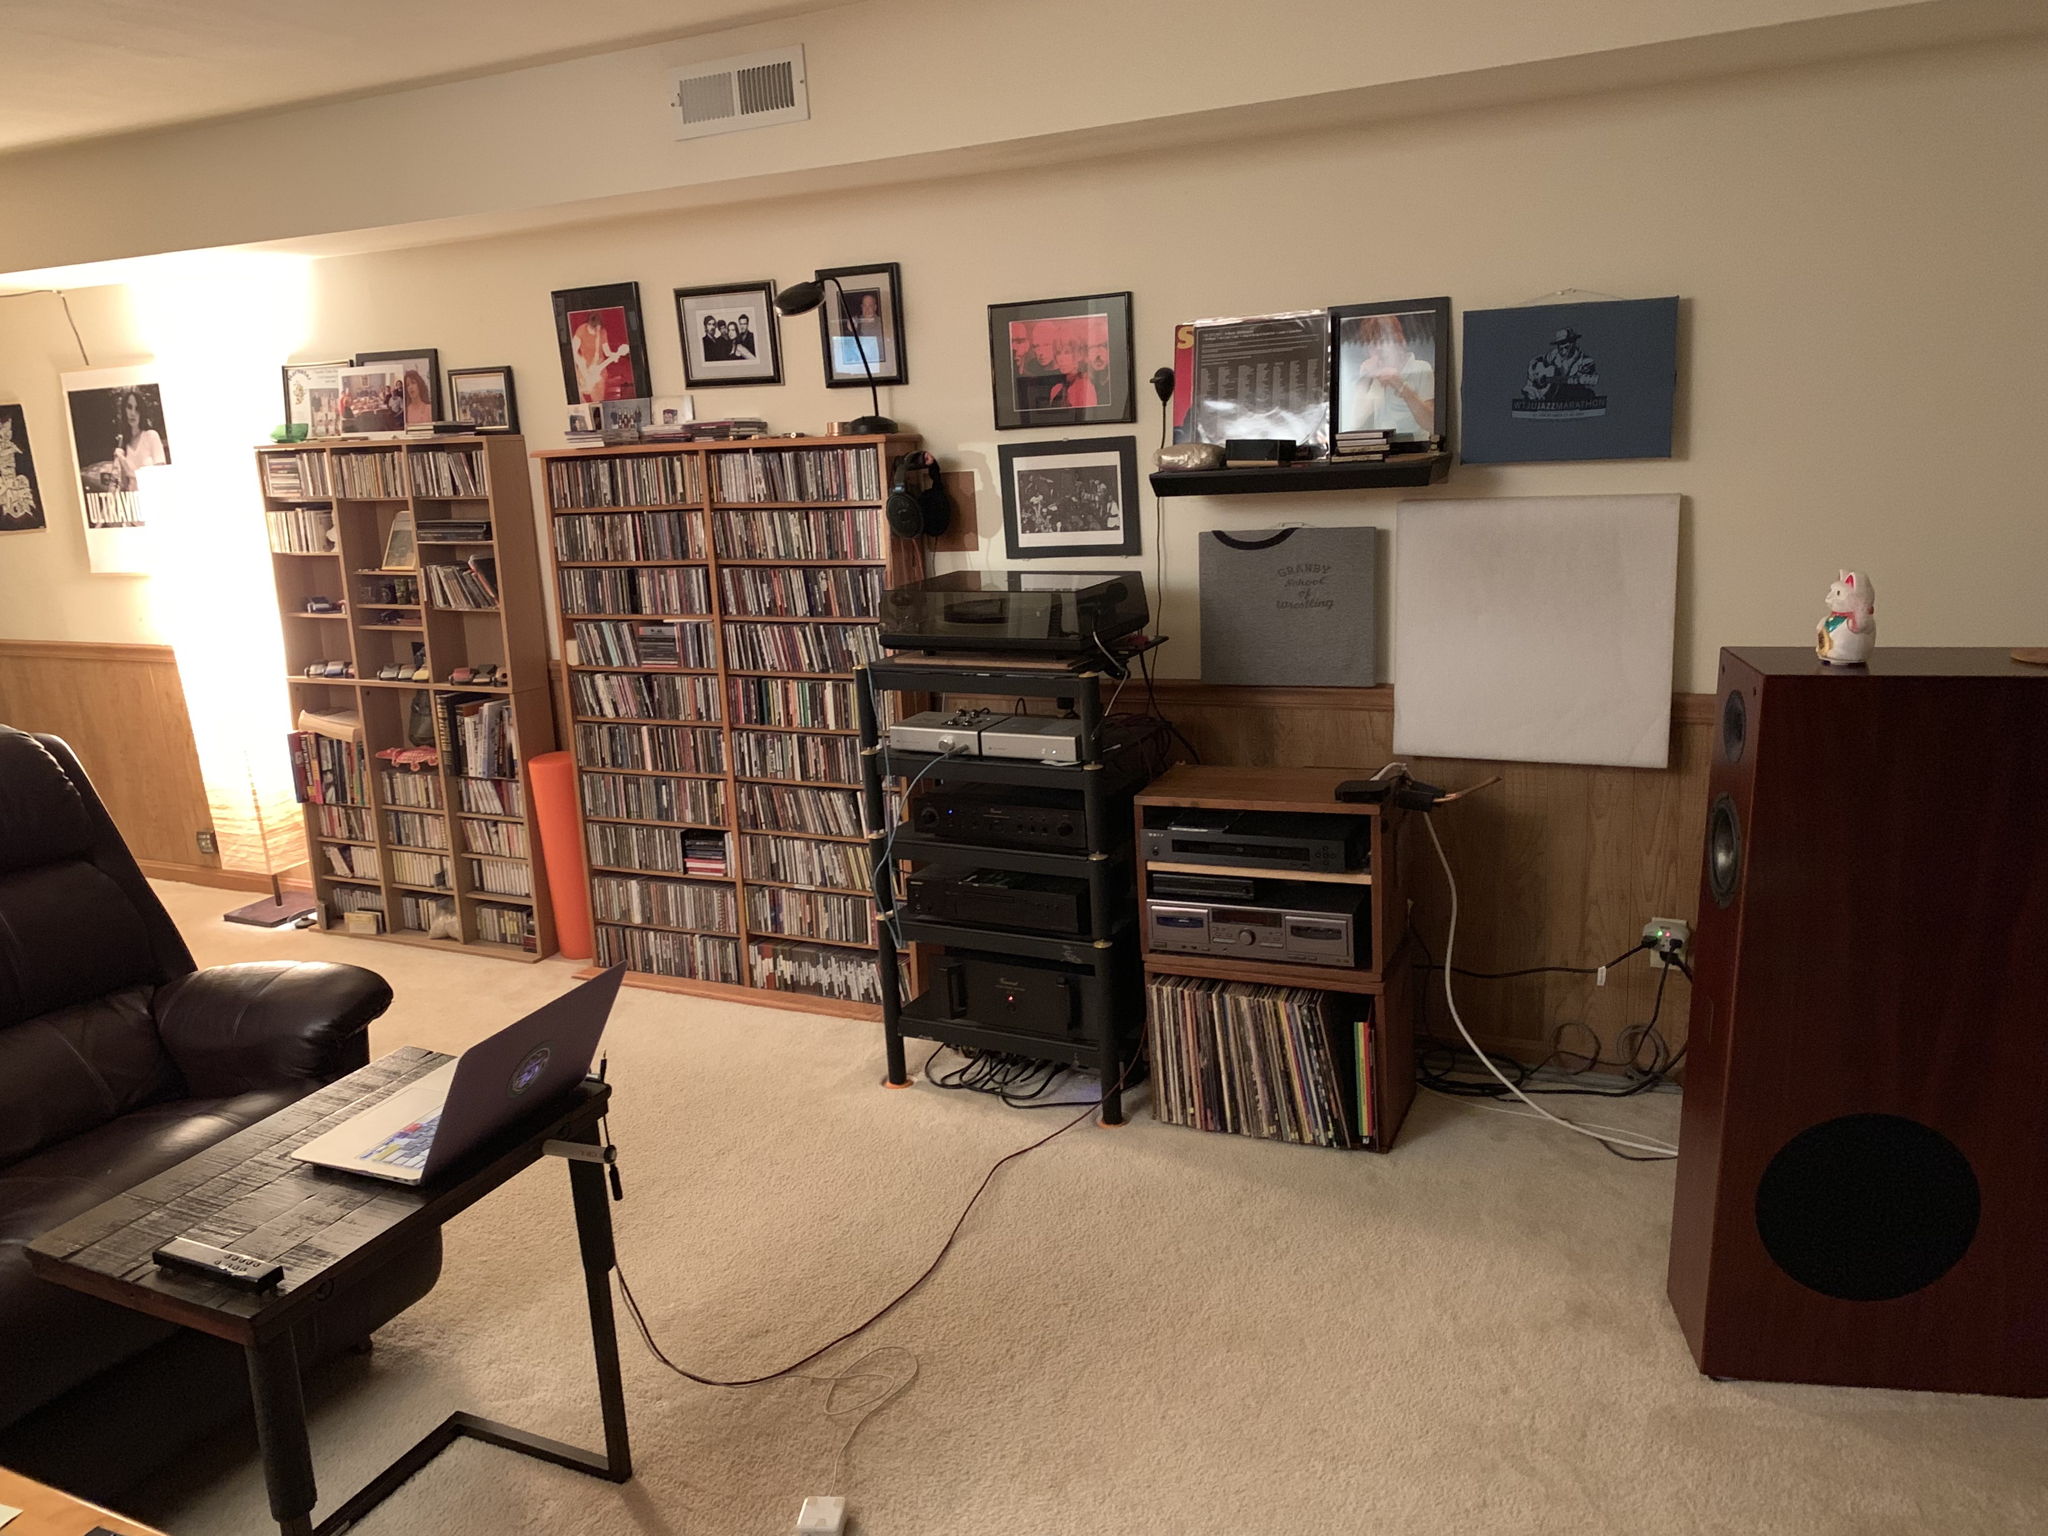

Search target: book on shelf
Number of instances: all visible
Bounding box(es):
[423,554,498,609]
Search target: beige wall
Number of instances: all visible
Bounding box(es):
[5,37,2047,688]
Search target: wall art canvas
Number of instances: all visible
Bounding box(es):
[816,263,906,387]
[281,360,345,438]
[1460,297,1679,463]
[676,281,781,387]
[988,292,1135,430]
[999,436,1141,560]
[553,282,652,404]
[63,364,171,572]
[0,404,46,533]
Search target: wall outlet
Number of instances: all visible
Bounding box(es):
[1643,917,1690,968]
[195,830,218,855]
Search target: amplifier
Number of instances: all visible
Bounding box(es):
[1141,810,1367,874]
[915,785,1084,850]
[1146,886,1369,968]
[904,867,1090,937]
[930,952,1083,1040]
[886,709,1085,764]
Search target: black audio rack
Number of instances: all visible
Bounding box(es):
[855,656,1151,1124]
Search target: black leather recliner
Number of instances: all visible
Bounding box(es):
[0,725,441,1500]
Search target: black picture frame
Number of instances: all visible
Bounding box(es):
[675,281,782,388]
[551,282,653,405]
[447,366,519,434]
[987,292,1135,431]
[352,349,442,427]
[1327,297,1451,447]
[0,402,47,533]
[999,436,1142,561]
[815,262,906,388]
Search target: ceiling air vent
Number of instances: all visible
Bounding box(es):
[670,46,809,140]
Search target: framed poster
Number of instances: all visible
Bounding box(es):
[1460,297,1679,463]
[0,404,47,533]
[675,281,781,387]
[1170,311,1330,456]
[999,436,1141,560]
[338,364,407,434]
[987,291,1135,430]
[816,262,906,388]
[281,360,346,438]
[552,282,652,405]
[354,349,441,427]
[448,366,518,433]
[1329,297,1450,446]
[63,364,171,573]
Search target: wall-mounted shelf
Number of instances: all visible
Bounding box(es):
[1149,452,1448,498]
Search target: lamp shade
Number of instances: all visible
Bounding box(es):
[775,280,826,316]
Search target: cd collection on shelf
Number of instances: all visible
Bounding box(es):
[731,729,861,784]
[596,924,742,983]
[1145,976,1367,1149]
[547,453,706,509]
[475,901,537,949]
[737,783,863,837]
[711,446,883,503]
[390,849,454,888]
[456,776,526,816]
[719,565,880,619]
[409,448,487,498]
[751,940,890,1005]
[559,565,711,616]
[398,893,456,935]
[554,510,706,562]
[582,771,725,826]
[729,677,870,731]
[385,810,450,850]
[724,621,879,675]
[573,721,725,774]
[468,856,534,897]
[591,873,738,934]
[571,620,718,670]
[314,804,374,841]
[381,769,442,809]
[330,452,405,499]
[745,887,875,946]
[323,844,381,881]
[572,671,722,721]
[329,885,385,915]
[741,832,868,891]
[587,821,729,878]
[461,817,530,858]
[713,508,886,562]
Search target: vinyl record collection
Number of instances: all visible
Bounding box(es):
[724,621,879,675]
[1145,976,1366,1149]
[572,671,722,721]
[731,729,860,784]
[331,451,405,499]
[591,873,738,934]
[582,771,726,826]
[745,887,875,946]
[571,620,717,669]
[712,508,886,562]
[289,731,370,806]
[546,453,706,509]
[718,565,880,619]
[587,821,729,878]
[554,509,705,561]
[737,783,863,837]
[408,448,487,497]
[558,565,711,617]
[711,446,885,503]
[574,722,725,774]
[596,924,741,983]
[741,832,868,891]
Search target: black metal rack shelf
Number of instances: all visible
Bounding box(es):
[856,659,1146,1124]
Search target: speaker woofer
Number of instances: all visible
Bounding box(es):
[1707,793,1741,908]
[1720,688,1747,763]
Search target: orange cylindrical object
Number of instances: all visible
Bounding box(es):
[530,751,593,960]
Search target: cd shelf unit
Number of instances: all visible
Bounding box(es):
[1135,766,1415,1151]
[533,434,924,1018]
[257,435,557,961]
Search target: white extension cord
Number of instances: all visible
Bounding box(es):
[1422,813,1679,1159]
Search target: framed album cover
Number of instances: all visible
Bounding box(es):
[1170,311,1330,456]
[1459,297,1679,463]
[1329,297,1450,445]
[281,360,346,438]
[448,365,518,433]
[999,436,1141,561]
[552,282,653,405]
[353,349,441,427]
[63,364,171,572]
[987,291,1134,430]
[0,403,46,533]
[816,262,906,388]
[675,281,781,388]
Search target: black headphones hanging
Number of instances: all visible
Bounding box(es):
[886,450,953,539]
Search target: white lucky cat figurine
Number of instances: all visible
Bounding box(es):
[1815,570,1876,665]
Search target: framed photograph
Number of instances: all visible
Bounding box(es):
[999,436,1141,560]
[0,404,47,533]
[281,360,346,438]
[382,509,417,571]
[566,403,602,436]
[448,366,518,433]
[601,398,650,442]
[816,263,906,388]
[1170,311,1330,456]
[675,281,781,388]
[338,364,407,435]
[1329,298,1450,447]
[354,350,441,427]
[552,282,652,405]
[63,364,171,573]
[987,292,1134,431]
[1459,297,1679,463]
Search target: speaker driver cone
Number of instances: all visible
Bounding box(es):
[1721,688,1747,763]
[1707,793,1741,908]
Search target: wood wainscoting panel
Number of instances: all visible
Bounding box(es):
[0,638,220,876]
[1139,681,1711,1069]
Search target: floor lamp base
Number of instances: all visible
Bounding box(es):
[225,892,319,928]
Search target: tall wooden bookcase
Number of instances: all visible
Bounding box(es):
[257,435,558,961]
[534,434,923,1018]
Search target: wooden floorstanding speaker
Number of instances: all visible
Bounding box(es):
[1668,648,2048,1396]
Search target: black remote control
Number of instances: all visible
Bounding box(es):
[153,1237,285,1291]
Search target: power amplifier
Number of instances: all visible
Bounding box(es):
[904,867,1091,937]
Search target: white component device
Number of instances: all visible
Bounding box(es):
[978,715,1084,764]
[797,1495,846,1534]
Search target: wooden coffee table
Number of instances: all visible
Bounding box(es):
[0,1465,165,1536]
[26,1047,631,1536]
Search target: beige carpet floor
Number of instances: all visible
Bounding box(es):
[123,881,2045,1536]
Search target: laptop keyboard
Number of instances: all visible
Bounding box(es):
[363,1112,441,1171]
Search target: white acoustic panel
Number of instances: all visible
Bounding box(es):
[1393,495,1679,768]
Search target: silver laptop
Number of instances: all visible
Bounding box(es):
[292,965,625,1186]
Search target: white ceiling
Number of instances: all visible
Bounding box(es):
[0,0,824,153]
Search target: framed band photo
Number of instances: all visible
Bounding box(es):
[1328,297,1450,446]
[552,282,653,405]
[987,291,1134,431]
[676,281,781,388]
[353,349,442,428]
[448,366,518,433]
[816,262,906,388]
[999,436,1142,561]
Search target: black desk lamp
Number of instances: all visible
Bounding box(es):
[776,273,897,434]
